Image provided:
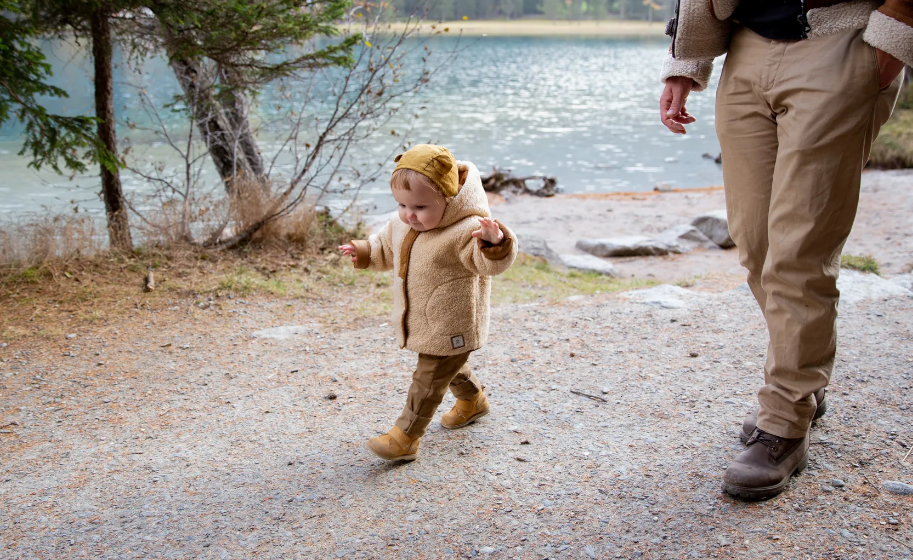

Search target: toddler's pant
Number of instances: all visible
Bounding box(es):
[395,351,483,438]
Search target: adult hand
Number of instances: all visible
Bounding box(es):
[338,244,357,263]
[876,48,904,90]
[472,217,504,245]
[660,76,696,134]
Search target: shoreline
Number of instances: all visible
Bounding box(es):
[377,19,669,38]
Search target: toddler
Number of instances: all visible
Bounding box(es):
[339,144,518,461]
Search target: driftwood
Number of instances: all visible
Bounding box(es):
[481,168,559,197]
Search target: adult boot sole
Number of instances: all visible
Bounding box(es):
[721,452,808,500]
[441,407,489,430]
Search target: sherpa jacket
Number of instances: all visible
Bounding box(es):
[661,0,913,90]
[350,161,518,357]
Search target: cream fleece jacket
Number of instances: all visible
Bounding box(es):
[661,0,913,90]
[350,161,518,356]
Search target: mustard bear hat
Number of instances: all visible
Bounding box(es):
[393,144,460,198]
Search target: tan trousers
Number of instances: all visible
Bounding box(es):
[715,27,902,438]
[395,351,483,438]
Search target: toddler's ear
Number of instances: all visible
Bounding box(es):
[458,163,469,186]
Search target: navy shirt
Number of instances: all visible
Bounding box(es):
[733,0,806,40]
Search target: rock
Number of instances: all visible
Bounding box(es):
[252,326,309,339]
[691,210,734,248]
[831,479,845,488]
[655,224,719,252]
[66,333,77,339]
[560,254,617,276]
[889,273,913,291]
[584,544,597,558]
[821,485,835,493]
[516,232,561,265]
[882,480,913,495]
[576,236,678,257]
[621,285,709,309]
[837,270,913,305]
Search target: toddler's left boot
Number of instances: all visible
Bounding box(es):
[441,390,489,429]
[365,426,420,461]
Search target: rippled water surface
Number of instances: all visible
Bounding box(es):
[0,36,722,217]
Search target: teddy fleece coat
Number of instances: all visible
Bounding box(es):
[350,161,518,357]
[661,0,913,90]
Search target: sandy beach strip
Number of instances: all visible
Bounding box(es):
[375,19,669,38]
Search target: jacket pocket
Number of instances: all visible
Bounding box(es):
[425,277,476,336]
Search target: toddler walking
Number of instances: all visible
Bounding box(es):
[339,144,518,461]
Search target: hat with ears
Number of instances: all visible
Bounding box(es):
[393,144,460,197]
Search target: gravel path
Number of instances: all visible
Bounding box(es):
[1,272,912,558]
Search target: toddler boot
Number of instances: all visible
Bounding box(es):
[365,426,420,461]
[441,390,489,429]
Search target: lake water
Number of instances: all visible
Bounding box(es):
[0,36,723,219]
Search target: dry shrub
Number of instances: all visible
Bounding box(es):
[230,179,361,252]
[0,214,100,273]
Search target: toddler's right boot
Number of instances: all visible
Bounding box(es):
[441,390,490,429]
[365,426,420,461]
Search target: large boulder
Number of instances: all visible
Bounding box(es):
[655,224,719,252]
[621,285,709,309]
[691,210,734,248]
[889,273,913,291]
[515,232,561,265]
[837,270,913,305]
[576,236,679,257]
[560,254,618,276]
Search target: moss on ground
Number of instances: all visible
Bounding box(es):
[841,254,881,274]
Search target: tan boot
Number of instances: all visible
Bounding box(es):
[365,426,420,461]
[441,391,490,429]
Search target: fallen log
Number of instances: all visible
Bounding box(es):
[481,168,559,197]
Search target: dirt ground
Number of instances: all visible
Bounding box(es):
[492,169,913,283]
[1,171,912,560]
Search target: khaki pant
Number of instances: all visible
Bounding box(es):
[716,27,902,438]
[395,351,483,438]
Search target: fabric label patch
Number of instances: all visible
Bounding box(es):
[451,335,465,349]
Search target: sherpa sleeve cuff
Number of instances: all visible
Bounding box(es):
[478,221,514,261]
[351,239,372,269]
[660,52,714,92]
[864,8,913,67]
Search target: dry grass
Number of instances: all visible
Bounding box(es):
[0,214,100,274]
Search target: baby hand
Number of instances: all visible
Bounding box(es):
[471,217,504,245]
[338,244,357,263]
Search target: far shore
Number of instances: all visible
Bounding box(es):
[377,19,669,38]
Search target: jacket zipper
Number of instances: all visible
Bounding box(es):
[398,229,420,348]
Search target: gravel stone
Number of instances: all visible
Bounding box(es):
[883,481,913,495]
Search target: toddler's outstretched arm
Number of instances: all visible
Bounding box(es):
[338,244,358,264]
[342,221,395,271]
[471,217,504,245]
[461,217,518,277]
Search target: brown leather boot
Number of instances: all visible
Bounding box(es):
[739,388,827,443]
[365,426,420,461]
[441,391,489,429]
[722,429,809,500]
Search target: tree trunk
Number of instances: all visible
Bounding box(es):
[91,8,132,251]
[169,57,266,196]
[221,68,265,179]
[169,57,257,196]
